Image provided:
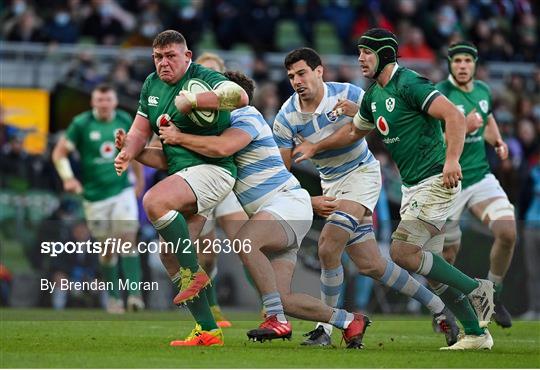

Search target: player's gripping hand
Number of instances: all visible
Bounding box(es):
[174,92,193,114]
[311,196,338,218]
[331,98,359,117]
[293,135,317,163]
[159,124,183,145]
[63,178,82,194]
[115,128,126,150]
[465,109,483,134]
[494,139,509,160]
[442,159,462,189]
[114,150,130,176]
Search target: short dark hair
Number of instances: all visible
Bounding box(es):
[152,30,187,49]
[93,83,115,94]
[284,47,322,70]
[224,71,255,103]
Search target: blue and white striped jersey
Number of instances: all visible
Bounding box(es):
[231,106,301,215]
[273,82,375,182]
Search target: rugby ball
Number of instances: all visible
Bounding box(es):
[182,78,218,127]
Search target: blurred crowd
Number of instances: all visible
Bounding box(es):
[1,0,538,61]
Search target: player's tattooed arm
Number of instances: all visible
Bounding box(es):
[115,115,153,175]
[115,127,168,170]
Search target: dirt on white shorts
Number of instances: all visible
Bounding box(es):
[400,174,461,231]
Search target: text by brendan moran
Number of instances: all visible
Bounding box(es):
[40,279,158,293]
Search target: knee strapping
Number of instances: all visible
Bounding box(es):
[481,198,515,228]
[326,211,359,237]
[346,224,376,247]
[392,220,432,247]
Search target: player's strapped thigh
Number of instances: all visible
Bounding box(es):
[326,211,376,247]
[392,219,433,248]
[174,164,235,218]
[480,197,515,227]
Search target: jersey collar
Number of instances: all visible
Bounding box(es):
[293,82,328,116]
[389,63,399,81]
[92,108,116,122]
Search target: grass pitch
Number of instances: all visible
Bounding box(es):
[1,309,539,368]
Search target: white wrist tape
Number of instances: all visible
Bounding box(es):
[213,81,244,110]
[54,157,74,181]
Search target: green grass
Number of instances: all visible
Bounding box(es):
[1,309,539,368]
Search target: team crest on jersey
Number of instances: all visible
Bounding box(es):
[89,131,101,141]
[376,116,390,136]
[479,100,488,114]
[326,110,338,122]
[385,98,395,112]
[148,96,159,106]
[100,141,116,159]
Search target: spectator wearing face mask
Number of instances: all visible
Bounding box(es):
[44,6,79,44]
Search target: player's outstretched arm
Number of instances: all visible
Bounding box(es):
[484,114,509,160]
[293,122,369,164]
[115,128,167,170]
[159,124,251,158]
[428,95,465,188]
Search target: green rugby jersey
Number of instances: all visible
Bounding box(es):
[65,110,132,202]
[137,63,236,177]
[436,77,492,189]
[355,65,446,187]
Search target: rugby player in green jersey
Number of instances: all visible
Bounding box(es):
[114,30,248,346]
[52,84,145,314]
[295,28,495,350]
[437,41,516,328]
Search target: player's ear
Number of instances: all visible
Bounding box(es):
[315,65,324,78]
[185,49,192,60]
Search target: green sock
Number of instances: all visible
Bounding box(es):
[423,253,479,294]
[206,279,218,307]
[155,211,199,270]
[121,255,142,296]
[102,261,120,299]
[494,283,503,300]
[439,286,485,336]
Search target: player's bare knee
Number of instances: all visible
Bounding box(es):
[493,223,517,248]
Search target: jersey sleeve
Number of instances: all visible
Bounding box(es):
[400,72,441,113]
[353,93,375,130]
[64,117,82,149]
[272,111,295,149]
[231,113,261,140]
[137,75,152,119]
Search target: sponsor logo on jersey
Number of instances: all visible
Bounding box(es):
[479,99,488,114]
[100,141,116,159]
[90,131,101,141]
[371,102,377,112]
[148,96,159,106]
[385,97,395,112]
[157,113,171,127]
[376,116,389,136]
[326,110,338,122]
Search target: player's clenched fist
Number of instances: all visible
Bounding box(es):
[442,159,462,189]
[114,150,130,176]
